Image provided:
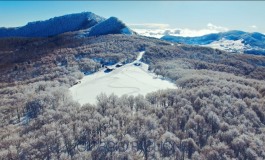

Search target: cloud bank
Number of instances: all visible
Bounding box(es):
[129,23,229,38]
[249,25,257,29]
[128,23,170,29]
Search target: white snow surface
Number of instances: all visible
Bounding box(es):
[202,38,250,53]
[70,51,177,105]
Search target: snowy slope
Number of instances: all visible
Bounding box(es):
[161,30,265,55]
[0,12,135,38]
[0,12,105,37]
[88,17,135,37]
[70,51,177,105]
[202,38,251,53]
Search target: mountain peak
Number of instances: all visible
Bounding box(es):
[0,12,134,38]
[88,16,135,37]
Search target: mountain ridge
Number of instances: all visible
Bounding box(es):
[161,30,265,55]
[0,12,134,38]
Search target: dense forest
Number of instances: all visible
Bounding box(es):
[0,34,265,159]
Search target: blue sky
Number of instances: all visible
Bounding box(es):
[0,1,264,33]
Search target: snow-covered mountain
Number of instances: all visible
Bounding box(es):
[0,12,134,38]
[161,30,265,55]
[87,17,135,37]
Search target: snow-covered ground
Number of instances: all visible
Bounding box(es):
[202,38,250,53]
[70,51,177,105]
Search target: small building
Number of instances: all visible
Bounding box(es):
[73,81,81,86]
[104,67,115,73]
[134,62,141,66]
[116,63,123,68]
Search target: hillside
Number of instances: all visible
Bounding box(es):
[1,13,265,159]
[0,12,134,38]
[161,30,265,55]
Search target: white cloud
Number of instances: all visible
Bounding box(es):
[207,23,228,31]
[249,25,257,29]
[130,23,229,38]
[128,23,170,29]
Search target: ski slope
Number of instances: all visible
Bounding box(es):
[70,51,177,105]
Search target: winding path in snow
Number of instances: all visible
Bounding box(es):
[70,51,177,105]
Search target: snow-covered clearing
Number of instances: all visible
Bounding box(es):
[70,51,177,105]
[202,38,249,53]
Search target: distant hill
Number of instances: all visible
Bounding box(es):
[0,12,134,38]
[161,30,265,55]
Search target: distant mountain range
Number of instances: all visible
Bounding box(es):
[1,12,264,56]
[161,30,265,55]
[0,12,134,38]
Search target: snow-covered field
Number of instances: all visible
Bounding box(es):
[70,51,177,105]
[202,38,250,53]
